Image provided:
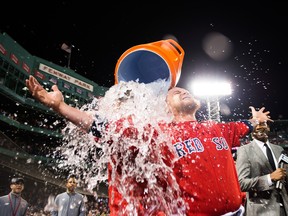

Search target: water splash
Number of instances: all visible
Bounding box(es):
[44,194,56,212]
[54,80,186,215]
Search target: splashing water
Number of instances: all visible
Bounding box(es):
[54,80,186,215]
[44,194,56,212]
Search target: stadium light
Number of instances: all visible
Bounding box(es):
[191,79,232,122]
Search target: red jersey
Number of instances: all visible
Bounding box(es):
[92,118,251,216]
[93,116,184,216]
[160,120,250,216]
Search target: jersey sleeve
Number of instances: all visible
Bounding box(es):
[218,120,251,147]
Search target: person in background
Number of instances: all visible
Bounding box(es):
[236,121,288,215]
[51,174,86,216]
[25,75,272,215]
[0,177,29,216]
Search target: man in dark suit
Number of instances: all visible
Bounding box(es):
[236,122,288,216]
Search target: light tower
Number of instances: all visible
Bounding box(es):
[191,80,232,122]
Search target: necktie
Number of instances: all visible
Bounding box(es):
[264,143,276,170]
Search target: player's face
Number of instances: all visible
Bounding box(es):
[166,87,200,114]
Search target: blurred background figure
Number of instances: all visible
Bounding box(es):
[0,177,29,216]
[51,174,86,216]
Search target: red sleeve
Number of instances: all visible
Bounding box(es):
[217,121,250,148]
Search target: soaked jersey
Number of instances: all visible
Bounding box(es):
[91,118,251,216]
[92,116,183,216]
[160,120,251,216]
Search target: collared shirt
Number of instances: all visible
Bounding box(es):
[254,139,277,168]
[254,139,277,185]
[51,192,86,216]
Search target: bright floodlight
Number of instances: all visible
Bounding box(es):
[191,80,232,97]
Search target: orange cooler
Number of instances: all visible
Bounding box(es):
[114,39,184,89]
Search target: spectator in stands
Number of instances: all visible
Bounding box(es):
[0,177,29,216]
[236,121,288,215]
[51,174,86,216]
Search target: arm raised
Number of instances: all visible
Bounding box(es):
[248,106,273,127]
[25,75,94,132]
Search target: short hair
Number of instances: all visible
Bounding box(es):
[66,174,78,181]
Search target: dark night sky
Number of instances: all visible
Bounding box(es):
[1,2,287,120]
